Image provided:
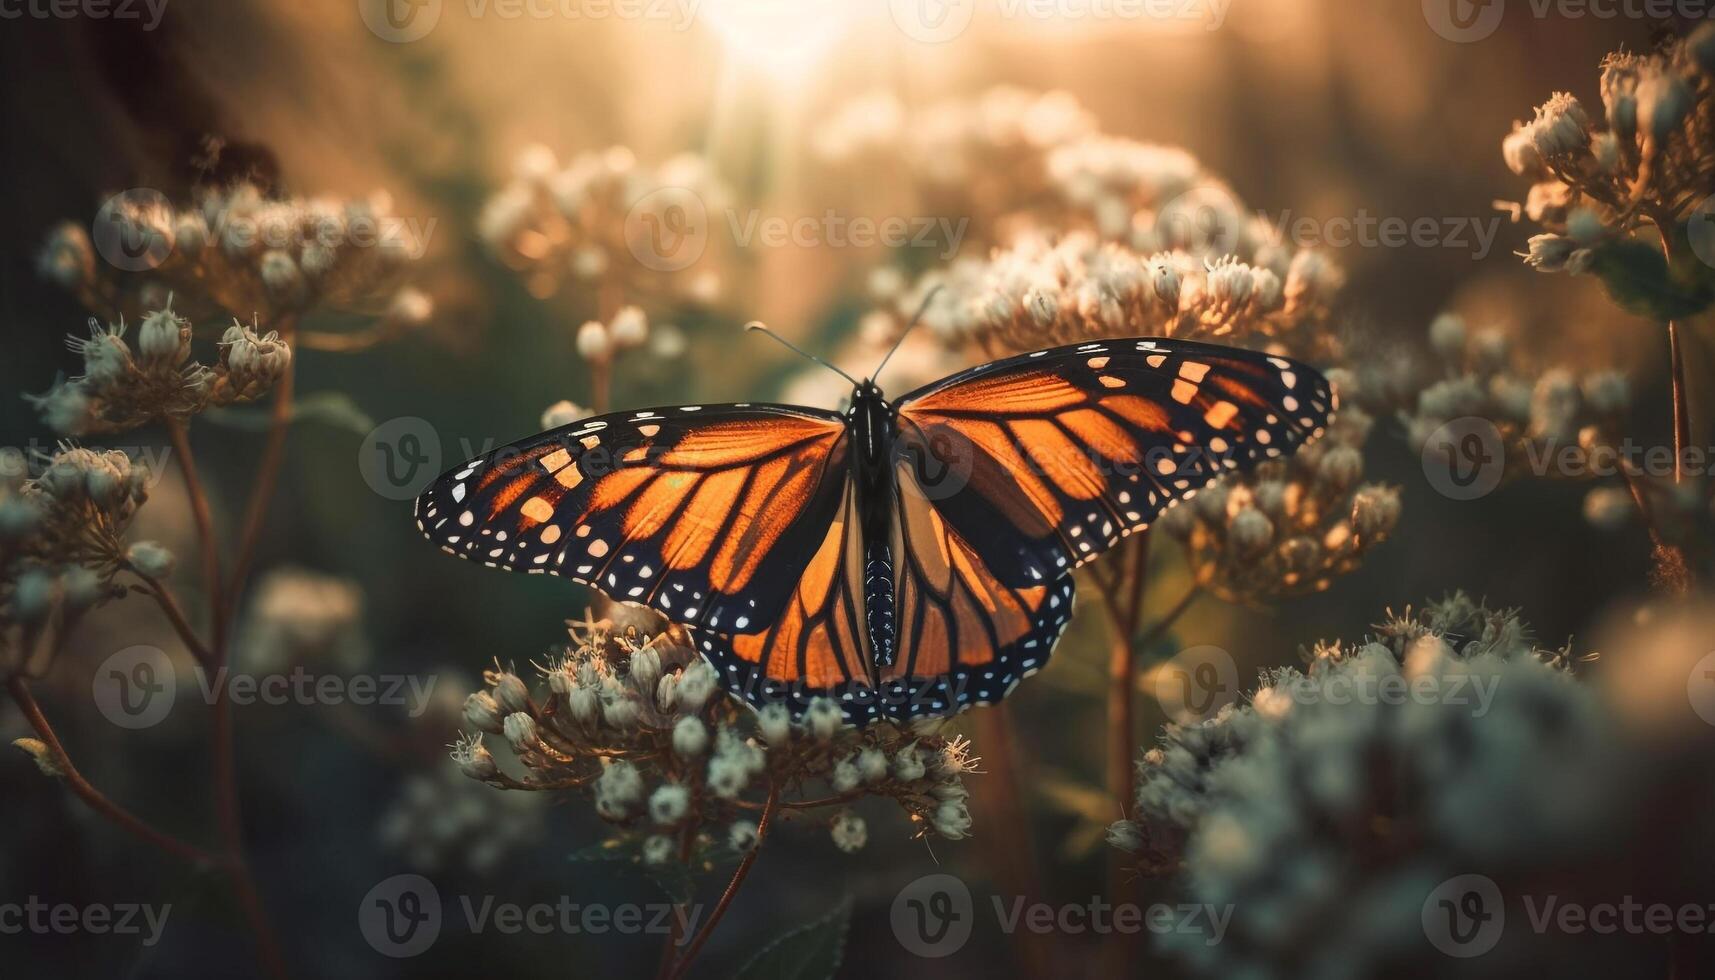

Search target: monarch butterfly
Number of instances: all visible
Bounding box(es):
[415,329,1333,725]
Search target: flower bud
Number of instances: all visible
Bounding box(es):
[259,249,307,307]
[830,810,868,853]
[728,821,759,851]
[758,703,792,747]
[608,306,648,348]
[463,691,505,733]
[125,541,176,578]
[576,320,611,362]
[540,400,588,429]
[1428,313,1466,360]
[673,716,709,757]
[649,783,690,825]
[502,712,539,750]
[1637,70,1691,145]
[628,646,661,695]
[452,735,498,780]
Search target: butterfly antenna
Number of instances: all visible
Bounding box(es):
[871,285,943,383]
[745,321,861,387]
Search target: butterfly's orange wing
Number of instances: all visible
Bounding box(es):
[688,461,1074,725]
[416,404,848,634]
[894,338,1335,587]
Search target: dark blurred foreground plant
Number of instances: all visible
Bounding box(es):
[8,177,432,979]
[1111,592,1715,979]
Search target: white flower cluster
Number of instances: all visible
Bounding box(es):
[30,305,291,436]
[480,145,727,304]
[812,87,1096,192]
[449,617,981,869]
[378,764,546,875]
[1110,595,1630,977]
[1400,312,1631,483]
[239,567,368,674]
[893,231,1340,362]
[40,182,429,327]
[1,447,154,678]
[1504,27,1715,273]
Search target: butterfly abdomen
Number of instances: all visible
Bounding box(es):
[864,542,896,667]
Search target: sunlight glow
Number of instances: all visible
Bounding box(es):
[697,0,864,79]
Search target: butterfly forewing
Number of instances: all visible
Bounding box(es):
[415,404,848,634]
[893,338,1335,586]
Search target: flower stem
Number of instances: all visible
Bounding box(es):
[165,418,223,646]
[169,384,294,980]
[1668,319,1690,483]
[666,780,779,980]
[971,704,1056,978]
[7,677,220,867]
[226,349,295,628]
[126,572,216,669]
[1100,537,1148,978]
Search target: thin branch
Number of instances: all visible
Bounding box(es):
[667,780,780,980]
[1667,320,1690,483]
[126,571,216,669]
[226,355,294,624]
[165,418,223,646]
[7,677,220,867]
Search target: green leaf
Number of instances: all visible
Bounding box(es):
[203,391,376,435]
[1588,238,1715,321]
[732,896,853,980]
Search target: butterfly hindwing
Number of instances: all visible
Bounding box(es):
[686,484,880,723]
[893,338,1335,587]
[882,463,1075,719]
[415,404,848,634]
[690,465,1076,727]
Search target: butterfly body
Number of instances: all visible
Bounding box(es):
[417,337,1334,726]
[848,381,901,670]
